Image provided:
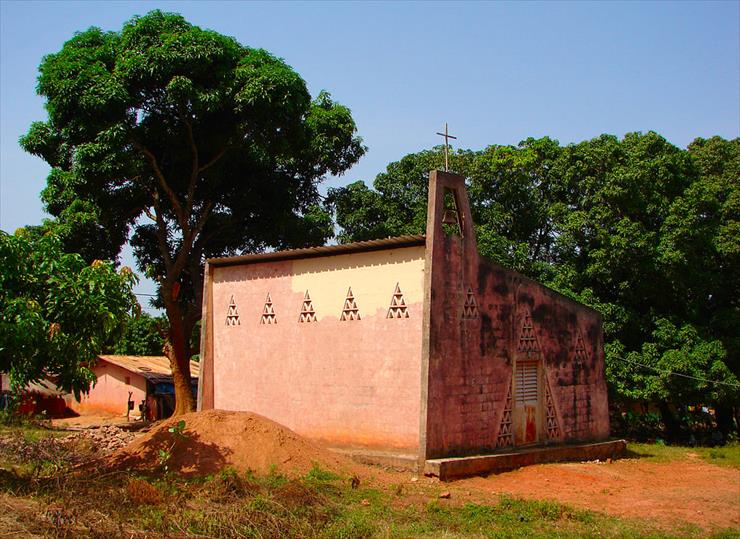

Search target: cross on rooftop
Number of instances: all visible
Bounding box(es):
[436,122,457,171]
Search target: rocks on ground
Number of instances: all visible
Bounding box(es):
[64,425,137,454]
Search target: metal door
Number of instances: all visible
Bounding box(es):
[514,360,540,445]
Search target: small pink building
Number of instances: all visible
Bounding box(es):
[198,171,615,474]
[0,374,69,417]
[71,355,200,420]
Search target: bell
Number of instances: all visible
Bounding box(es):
[442,209,459,225]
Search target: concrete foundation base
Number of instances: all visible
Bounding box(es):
[424,439,627,481]
[330,448,420,471]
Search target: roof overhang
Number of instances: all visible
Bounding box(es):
[207,235,426,268]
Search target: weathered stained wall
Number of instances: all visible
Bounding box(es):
[70,362,147,416]
[422,171,609,460]
[207,246,425,453]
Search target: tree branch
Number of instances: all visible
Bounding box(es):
[192,201,214,239]
[167,201,214,283]
[186,247,205,342]
[180,112,199,219]
[133,140,186,227]
[151,194,173,270]
[198,146,229,174]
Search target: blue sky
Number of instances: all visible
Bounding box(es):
[1,0,738,305]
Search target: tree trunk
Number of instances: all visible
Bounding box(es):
[715,403,737,441]
[165,304,195,416]
[658,402,680,442]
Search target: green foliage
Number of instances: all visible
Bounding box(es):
[21,10,364,411]
[158,420,188,472]
[328,133,740,423]
[168,419,187,438]
[112,312,167,356]
[327,148,457,243]
[0,229,137,399]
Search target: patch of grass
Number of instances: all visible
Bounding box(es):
[304,461,341,483]
[700,444,740,469]
[318,492,689,538]
[709,529,740,539]
[628,442,694,462]
[0,420,69,443]
[628,441,740,469]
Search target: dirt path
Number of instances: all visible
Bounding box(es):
[51,413,133,429]
[452,454,740,531]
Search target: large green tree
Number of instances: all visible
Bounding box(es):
[328,133,739,438]
[0,230,137,399]
[111,312,168,357]
[547,133,739,436]
[21,11,364,414]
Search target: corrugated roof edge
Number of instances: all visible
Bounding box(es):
[97,355,199,383]
[207,234,427,268]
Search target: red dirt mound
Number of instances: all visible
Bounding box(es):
[103,410,354,477]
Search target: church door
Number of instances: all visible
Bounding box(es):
[513,360,541,445]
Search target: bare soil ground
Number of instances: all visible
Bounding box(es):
[51,413,134,429]
[97,410,738,533]
[102,409,360,477]
[457,454,740,532]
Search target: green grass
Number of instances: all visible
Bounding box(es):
[628,442,740,469]
[0,420,69,443]
[317,487,693,539]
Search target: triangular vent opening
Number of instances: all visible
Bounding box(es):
[387,283,409,319]
[462,287,479,319]
[544,378,562,440]
[340,287,361,321]
[260,293,277,325]
[299,291,317,323]
[226,295,240,326]
[496,381,514,448]
[517,309,539,354]
[574,331,589,366]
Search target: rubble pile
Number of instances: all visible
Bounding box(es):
[65,425,137,454]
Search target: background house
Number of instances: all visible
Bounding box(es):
[70,355,200,420]
[1,373,69,417]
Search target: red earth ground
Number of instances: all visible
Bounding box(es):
[458,456,740,532]
[102,410,739,532]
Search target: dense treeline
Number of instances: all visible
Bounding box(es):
[327,132,739,440]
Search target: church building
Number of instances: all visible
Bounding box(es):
[197,170,615,476]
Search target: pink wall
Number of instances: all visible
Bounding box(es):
[208,248,425,453]
[71,362,147,416]
[422,171,610,459]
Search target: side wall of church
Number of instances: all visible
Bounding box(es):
[422,171,610,460]
[205,246,426,454]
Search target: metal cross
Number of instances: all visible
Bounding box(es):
[436,122,457,171]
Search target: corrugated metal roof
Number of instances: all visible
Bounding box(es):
[0,374,67,397]
[207,235,427,268]
[26,379,67,397]
[97,355,200,384]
